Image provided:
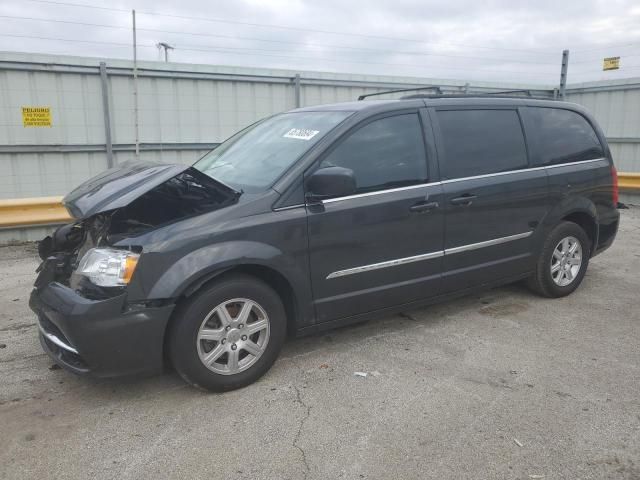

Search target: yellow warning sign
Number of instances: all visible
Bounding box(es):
[603,57,620,71]
[22,107,52,127]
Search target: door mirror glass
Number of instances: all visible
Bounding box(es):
[305,166,356,201]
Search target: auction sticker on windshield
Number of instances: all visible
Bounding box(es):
[283,128,319,140]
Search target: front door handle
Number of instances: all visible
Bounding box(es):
[450,194,477,206]
[410,201,439,213]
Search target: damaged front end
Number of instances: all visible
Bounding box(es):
[36,165,240,297]
[30,162,241,376]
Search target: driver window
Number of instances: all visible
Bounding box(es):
[319,113,428,194]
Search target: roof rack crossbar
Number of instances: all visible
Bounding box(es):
[484,89,534,97]
[399,93,557,101]
[357,85,558,102]
[357,86,443,101]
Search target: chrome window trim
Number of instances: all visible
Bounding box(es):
[545,157,605,169]
[316,158,607,205]
[326,250,444,279]
[440,158,606,184]
[322,181,440,204]
[441,166,545,184]
[39,326,79,354]
[444,231,532,255]
[273,204,305,212]
[326,231,533,279]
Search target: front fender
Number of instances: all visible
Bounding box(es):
[144,240,302,300]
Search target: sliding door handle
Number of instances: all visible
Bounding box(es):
[450,195,477,206]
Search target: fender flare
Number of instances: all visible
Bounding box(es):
[539,197,598,253]
[146,240,305,301]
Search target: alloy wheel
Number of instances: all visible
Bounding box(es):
[196,298,270,375]
[550,236,582,287]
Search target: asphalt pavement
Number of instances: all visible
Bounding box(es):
[1,208,638,480]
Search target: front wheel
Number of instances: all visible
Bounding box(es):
[527,221,591,298]
[169,274,287,392]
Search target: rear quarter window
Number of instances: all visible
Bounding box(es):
[435,109,529,180]
[522,107,604,166]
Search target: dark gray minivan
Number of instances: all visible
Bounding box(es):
[30,95,620,391]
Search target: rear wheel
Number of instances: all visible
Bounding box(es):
[527,221,591,298]
[169,274,287,392]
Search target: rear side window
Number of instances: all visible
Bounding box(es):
[522,107,604,165]
[319,113,428,193]
[436,109,528,179]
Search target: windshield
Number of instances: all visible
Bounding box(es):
[194,111,352,193]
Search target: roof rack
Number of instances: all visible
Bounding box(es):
[357,86,443,101]
[357,85,559,101]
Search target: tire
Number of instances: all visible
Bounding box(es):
[527,221,591,298]
[168,274,287,392]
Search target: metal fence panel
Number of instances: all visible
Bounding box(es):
[2,52,557,203]
[0,52,639,241]
[566,80,640,174]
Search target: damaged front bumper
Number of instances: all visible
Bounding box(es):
[29,281,175,378]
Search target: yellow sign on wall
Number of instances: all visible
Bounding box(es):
[603,57,620,71]
[22,107,52,127]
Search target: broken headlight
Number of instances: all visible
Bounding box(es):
[76,248,139,287]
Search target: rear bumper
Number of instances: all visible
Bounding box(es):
[29,282,174,378]
[593,208,620,257]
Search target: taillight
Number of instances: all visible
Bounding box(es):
[611,164,619,205]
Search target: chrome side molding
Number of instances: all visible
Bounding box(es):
[326,251,444,279]
[444,231,532,255]
[326,231,532,279]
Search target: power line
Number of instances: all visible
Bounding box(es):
[0,33,144,48]
[0,14,558,66]
[171,45,557,75]
[572,42,640,53]
[19,0,129,13]
[16,0,640,62]
[0,33,556,76]
[0,15,129,30]
[17,0,558,56]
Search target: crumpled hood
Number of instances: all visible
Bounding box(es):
[63,161,191,219]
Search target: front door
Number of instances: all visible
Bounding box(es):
[306,111,444,323]
[430,107,550,292]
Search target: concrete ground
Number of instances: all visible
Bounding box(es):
[0,209,638,480]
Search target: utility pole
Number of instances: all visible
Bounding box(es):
[156,42,174,62]
[132,9,140,159]
[559,49,569,100]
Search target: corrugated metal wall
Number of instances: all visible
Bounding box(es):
[0,52,638,241]
[566,78,640,174]
[565,79,640,205]
[0,51,552,202]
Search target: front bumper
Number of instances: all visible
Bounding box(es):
[29,282,175,377]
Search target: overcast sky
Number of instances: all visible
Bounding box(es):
[1,0,640,86]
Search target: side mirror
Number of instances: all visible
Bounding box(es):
[305,166,356,202]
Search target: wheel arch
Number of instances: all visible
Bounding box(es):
[181,264,299,334]
[561,210,598,255]
[541,196,599,257]
[163,260,301,348]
